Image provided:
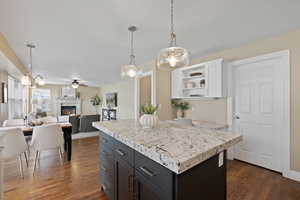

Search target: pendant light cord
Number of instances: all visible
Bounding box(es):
[129,29,136,65]
[170,0,177,47]
[29,46,33,76]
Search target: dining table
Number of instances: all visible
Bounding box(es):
[7,123,73,161]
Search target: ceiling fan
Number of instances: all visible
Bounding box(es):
[71,79,88,89]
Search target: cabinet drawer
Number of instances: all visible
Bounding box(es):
[135,151,173,194]
[135,170,172,200]
[100,131,114,148]
[100,145,114,163]
[114,139,134,166]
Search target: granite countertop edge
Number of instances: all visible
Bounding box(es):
[93,121,242,174]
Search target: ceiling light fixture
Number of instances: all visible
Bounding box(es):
[121,26,142,78]
[71,80,79,89]
[157,0,190,68]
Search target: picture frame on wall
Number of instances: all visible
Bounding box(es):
[106,92,117,108]
[1,82,8,103]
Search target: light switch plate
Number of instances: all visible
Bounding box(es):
[218,152,224,167]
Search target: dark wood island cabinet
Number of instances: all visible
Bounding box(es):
[99,131,228,200]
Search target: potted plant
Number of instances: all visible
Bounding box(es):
[172,100,192,125]
[90,94,102,114]
[172,100,191,118]
[139,103,159,128]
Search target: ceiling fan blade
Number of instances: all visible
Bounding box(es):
[79,83,88,87]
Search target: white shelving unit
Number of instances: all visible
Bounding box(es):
[171,58,227,99]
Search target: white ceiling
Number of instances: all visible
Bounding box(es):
[0,0,300,86]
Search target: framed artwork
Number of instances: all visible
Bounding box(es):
[61,86,76,98]
[106,92,117,108]
[1,82,7,103]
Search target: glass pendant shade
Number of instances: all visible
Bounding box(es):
[121,64,141,78]
[38,79,45,86]
[157,46,190,68]
[21,75,31,86]
[35,75,45,86]
[157,0,190,68]
[121,26,142,78]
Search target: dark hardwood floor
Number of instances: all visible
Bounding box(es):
[3,136,300,200]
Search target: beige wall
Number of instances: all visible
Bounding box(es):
[185,98,228,124]
[101,80,135,119]
[139,76,151,107]
[29,84,101,116]
[156,68,173,120]
[0,33,28,75]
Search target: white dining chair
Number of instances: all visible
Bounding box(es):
[2,119,31,154]
[0,128,29,178]
[31,124,64,175]
[2,119,24,127]
[39,116,58,124]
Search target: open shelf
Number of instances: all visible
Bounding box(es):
[182,87,206,90]
[182,75,205,81]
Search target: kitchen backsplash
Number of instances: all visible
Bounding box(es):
[185,98,228,125]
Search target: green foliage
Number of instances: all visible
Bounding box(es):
[90,94,102,106]
[140,102,158,115]
[171,100,191,118]
[171,100,191,111]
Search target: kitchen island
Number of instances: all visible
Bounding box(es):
[93,120,242,200]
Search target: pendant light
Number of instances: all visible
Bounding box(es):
[121,26,142,78]
[22,44,45,87]
[157,0,190,68]
[22,44,35,86]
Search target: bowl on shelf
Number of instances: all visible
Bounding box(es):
[189,72,202,77]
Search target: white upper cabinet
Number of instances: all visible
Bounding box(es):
[171,58,227,99]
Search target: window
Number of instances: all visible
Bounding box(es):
[31,88,51,113]
[8,76,25,119]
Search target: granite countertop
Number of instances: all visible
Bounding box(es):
[192,120,228,130]
[171,119,228,130]
[93,120,242,174]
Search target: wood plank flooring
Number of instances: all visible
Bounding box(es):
[3,136,300,200]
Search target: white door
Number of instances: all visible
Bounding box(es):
[233,53,288,172]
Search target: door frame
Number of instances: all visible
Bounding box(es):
[228,50,290,177]
[134,70,156,119]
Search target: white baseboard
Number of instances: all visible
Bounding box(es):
[285,170,300,182]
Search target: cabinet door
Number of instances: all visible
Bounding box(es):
[171,68,182,99]
[134,171,172,200]
[207,59,224,97]
[115,157,134,200]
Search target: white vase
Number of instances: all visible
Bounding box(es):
[139,114,158,129]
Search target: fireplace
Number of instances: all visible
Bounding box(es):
[61,106,76,115]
